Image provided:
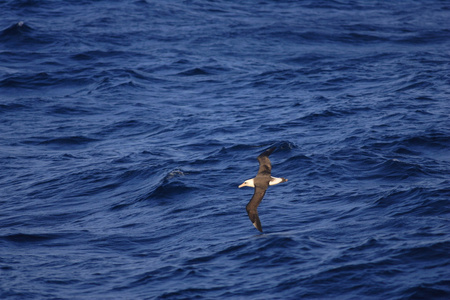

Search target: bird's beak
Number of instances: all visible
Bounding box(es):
[238,182,245,188]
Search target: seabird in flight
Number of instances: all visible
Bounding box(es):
[238,147,288,232]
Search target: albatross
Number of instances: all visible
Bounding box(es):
[238,147,288,232]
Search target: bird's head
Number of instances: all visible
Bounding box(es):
[238,178,255,188]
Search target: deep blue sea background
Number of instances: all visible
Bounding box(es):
[1,0,449,299]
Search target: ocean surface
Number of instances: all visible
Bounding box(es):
[1,0,449,299]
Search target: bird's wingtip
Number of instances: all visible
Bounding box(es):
[253,222,263,232]
[259,146,276,157]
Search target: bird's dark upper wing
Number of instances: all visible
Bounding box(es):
[246,187,267,232]
[257,147,276,176]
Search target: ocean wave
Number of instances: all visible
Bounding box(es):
[110,168,192,211]
[1,233,60,244]
[0,21,31,38]
[0,21,53,46]
[1,71,92,89]
[24,136,99,150]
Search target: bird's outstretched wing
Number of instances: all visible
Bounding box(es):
[246,187,267,232]
[257,147,276,176]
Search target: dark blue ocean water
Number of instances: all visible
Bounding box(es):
[1,0,449,299]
